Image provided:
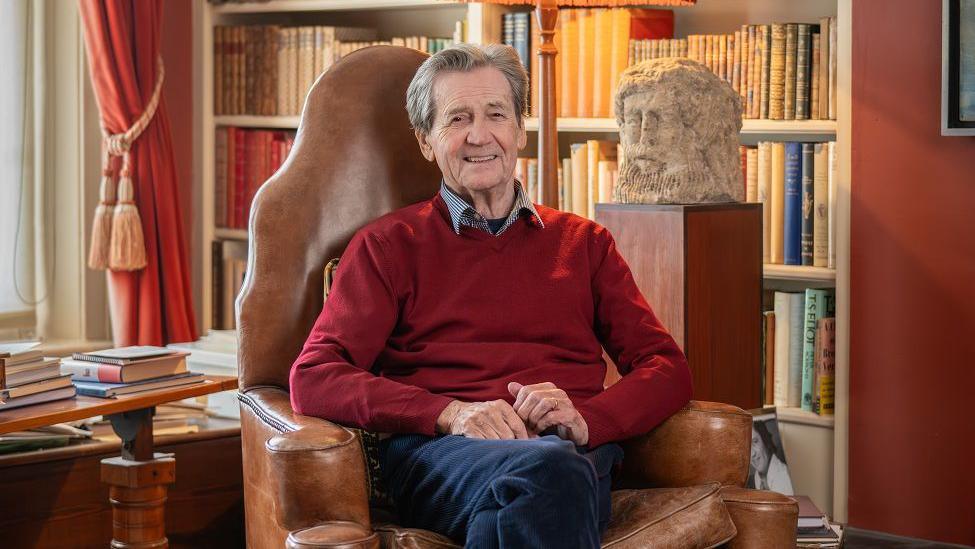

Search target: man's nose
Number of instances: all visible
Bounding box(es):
[466,116,492,146]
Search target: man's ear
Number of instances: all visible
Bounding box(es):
[415,130,436,162]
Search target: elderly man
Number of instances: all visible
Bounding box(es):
[290,43,691,548]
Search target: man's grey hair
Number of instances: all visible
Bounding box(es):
[406,43,529,135]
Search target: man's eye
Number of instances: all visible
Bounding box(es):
[451,116,465,123]
[491,112,504,118]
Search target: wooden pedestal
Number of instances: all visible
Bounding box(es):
[102,453,176,549]
[595,202,763,410]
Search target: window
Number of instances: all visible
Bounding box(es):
[0,2,36,338]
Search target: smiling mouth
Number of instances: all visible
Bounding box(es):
[464,155,498,163]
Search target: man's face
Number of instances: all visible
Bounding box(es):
[415,67,527,196]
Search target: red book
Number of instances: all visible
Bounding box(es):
[234,127,247,229]
[628,9,674,40]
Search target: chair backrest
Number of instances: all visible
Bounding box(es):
[237,46,442,391]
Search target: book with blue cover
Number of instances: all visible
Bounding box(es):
[783,142,803,265]
[73,372,204,398]
[800,143,815,265]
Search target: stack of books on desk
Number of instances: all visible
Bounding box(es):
[0,342,76,410]
[62,346,203,398]
[794,495,843,548]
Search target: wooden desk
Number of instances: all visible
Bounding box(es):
[0,376,238,549]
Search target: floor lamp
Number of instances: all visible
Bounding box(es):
[458,0,696,208]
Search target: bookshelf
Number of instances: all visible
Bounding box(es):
[193,0,851,522]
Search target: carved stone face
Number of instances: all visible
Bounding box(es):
[620,89,705,180]
[613,58,744,205]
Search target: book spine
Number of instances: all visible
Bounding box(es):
[760,25,771,119]
[758,141,771,264]
[214,128,227,228]
[513,13,530,72]
[212,240,223,329]
[819,17,830,120]
[810,32,821,120]
[813,317,836,415]
[746,147,758,203]
[783,142,802,266]
[813,143,829,267]
[234,128,247,229]
[732,31,741,93]
[784,23,797,120]
[769,24,786,120]
[577,9,595,118]
[801,288,825,412]
[787,292,804,407]
[772,292,791,407]
[829,16,837,120]
[61,361,124,383]
[502,12,513,47]
[800,143,815,266]
[796,24,810,120]
[277,28,288,116]
[763,310,775,406]
[214,26,224,115]
[770,142,785,264]
[828,141,837,268]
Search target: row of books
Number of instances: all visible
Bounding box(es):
[215,127,295,230]
[0,344,206,411]
[211,240,248,330]
[213,25,456,116]
[684,20,838,121]
[628,38,688,65]
[517,141,619,218]
[0,342,74,411]
[506,9,836,121]
[743,141,837,269]
[762,290,836,416]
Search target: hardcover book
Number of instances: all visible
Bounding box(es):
[783,142,803,265]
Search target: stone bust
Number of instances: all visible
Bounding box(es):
[614,57,744,204]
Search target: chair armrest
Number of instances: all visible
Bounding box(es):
[240,388,371,531]
[617,400,751,489]
[286,521,380,549]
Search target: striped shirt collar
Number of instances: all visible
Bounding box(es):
[439,180,545,236]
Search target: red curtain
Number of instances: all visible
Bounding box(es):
[78,0,197,346]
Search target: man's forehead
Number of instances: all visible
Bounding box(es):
[434,69,513,111]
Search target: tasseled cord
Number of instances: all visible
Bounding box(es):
[87,56,165,272]
[87,149,116,270]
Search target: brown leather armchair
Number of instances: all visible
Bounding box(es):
[237,45,798,549]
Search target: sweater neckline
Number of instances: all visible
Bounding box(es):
[431,193,536,251]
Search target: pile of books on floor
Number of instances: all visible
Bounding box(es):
[795,495,843,548]
[86,400,212,442]
[0,423,91,454]
[0,342,76,411]
[62,346,203,398]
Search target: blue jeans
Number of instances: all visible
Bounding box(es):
[379,434,624,548]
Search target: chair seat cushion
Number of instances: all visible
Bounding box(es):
[375,483,736,549]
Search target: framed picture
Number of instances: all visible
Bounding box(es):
[942,0,975,135]
[747,408,795,495]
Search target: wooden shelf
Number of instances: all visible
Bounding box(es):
[216,115,837,137]
[215,228,249,241]
[215,115,301,129]
[763,264,837,282]
[776,406,835,429]
[212,0,453,15]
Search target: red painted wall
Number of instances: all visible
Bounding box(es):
[850,1,975,544]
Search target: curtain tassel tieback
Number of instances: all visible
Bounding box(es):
[87,56,165,272]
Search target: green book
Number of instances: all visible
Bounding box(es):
[800,288,833,411]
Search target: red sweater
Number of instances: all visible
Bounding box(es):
[290,194,692,448]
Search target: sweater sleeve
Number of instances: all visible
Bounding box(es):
[289,230,454,435]
[574,226,693,448]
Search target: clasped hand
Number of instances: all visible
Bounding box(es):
[435,382,589,446]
